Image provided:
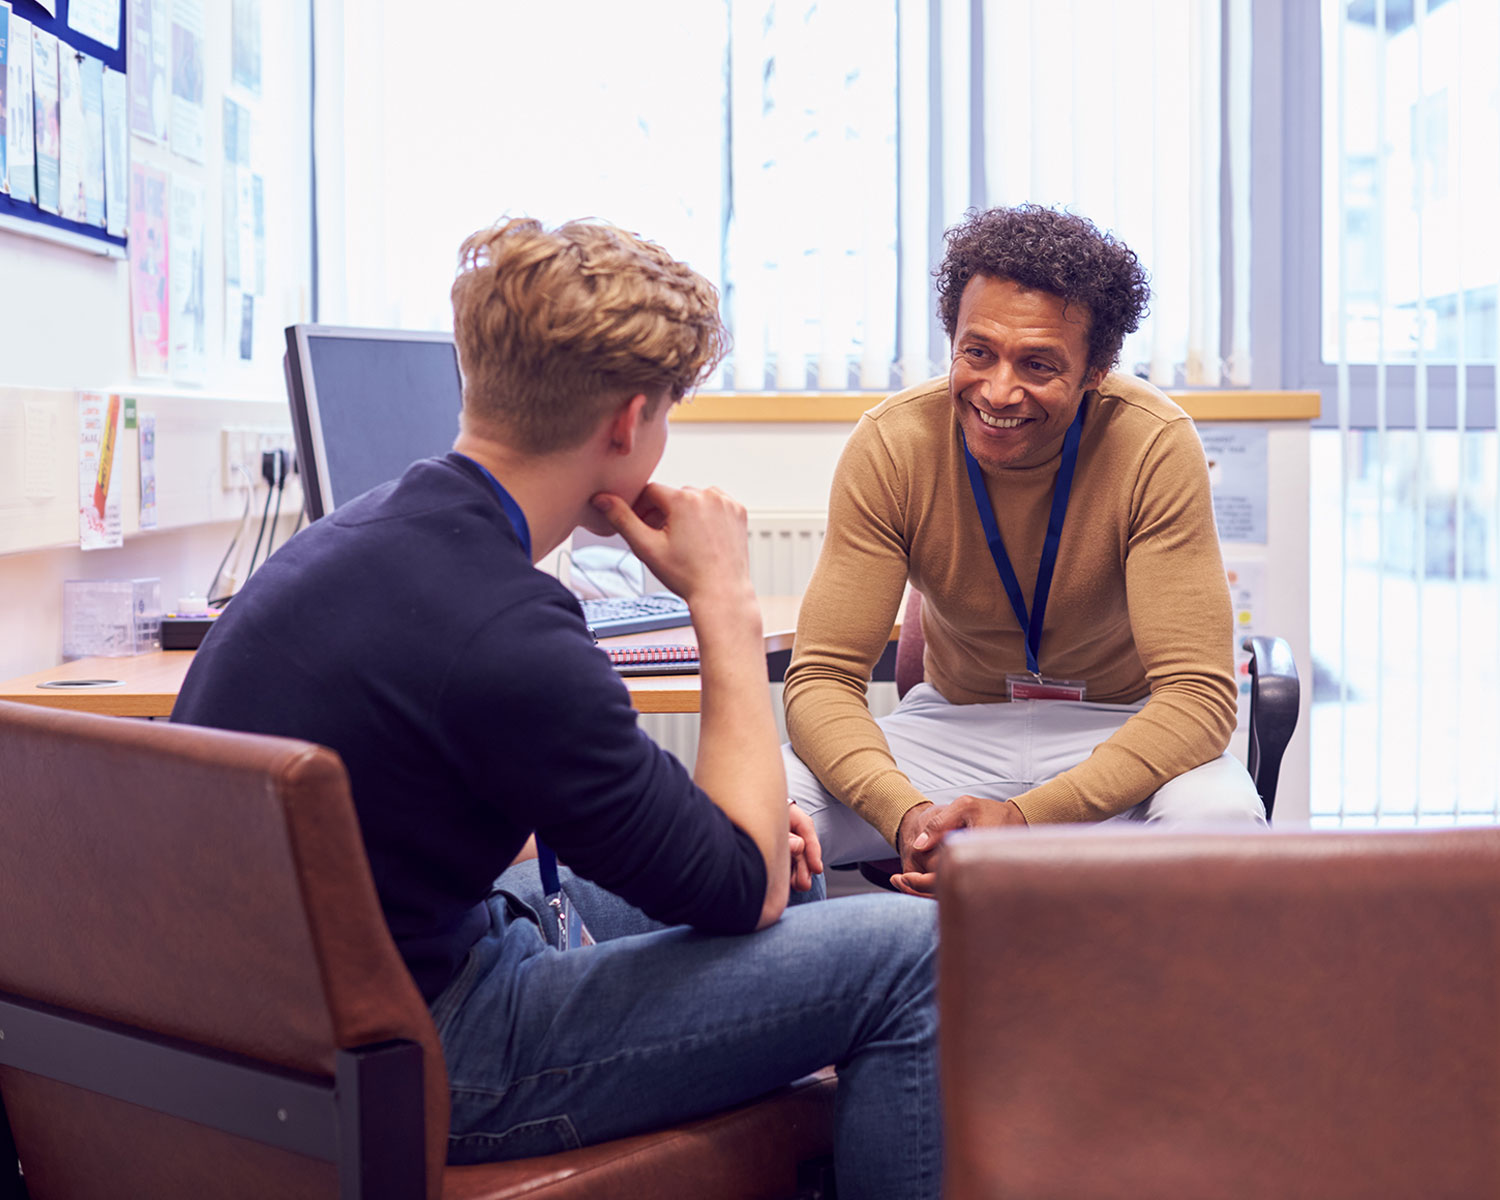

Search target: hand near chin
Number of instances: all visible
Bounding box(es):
[590,482,752,607]
[890,795,1028,898]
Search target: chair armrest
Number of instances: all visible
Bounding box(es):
[1242,635,1299,819]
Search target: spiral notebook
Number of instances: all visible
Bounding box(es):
[606,643,701,676]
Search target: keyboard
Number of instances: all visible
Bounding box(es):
[579,591,693,638]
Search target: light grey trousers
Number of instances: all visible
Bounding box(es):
[785,683,1267,866]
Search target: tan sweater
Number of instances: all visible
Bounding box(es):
[783,373,1238,844]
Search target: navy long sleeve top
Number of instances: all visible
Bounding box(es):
[173,454,766,1001]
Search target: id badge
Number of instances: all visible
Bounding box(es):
[547,889,596,951]
[1007,673,1087,701]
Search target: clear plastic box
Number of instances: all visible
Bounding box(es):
[62,578,164,659]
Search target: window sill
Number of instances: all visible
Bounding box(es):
[673,390,1321,423]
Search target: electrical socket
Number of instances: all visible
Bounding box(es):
[221,425,297,490]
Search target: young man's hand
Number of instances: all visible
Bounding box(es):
[591,483,754,611]
[788,801,824,892]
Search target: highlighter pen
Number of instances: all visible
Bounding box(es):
[93,394,121,519]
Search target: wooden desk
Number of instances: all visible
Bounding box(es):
[0,596,837,719]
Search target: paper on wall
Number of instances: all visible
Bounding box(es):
[67,0,122,50]
[102,66,126,234]
[1200,423,1270,545]
[230,0,259,95]
[129,161,169,376]
[31,26,59,213]
[78,392,123,550]
[24,400,56,500]
[5,13,33,202]
[168,0,204,163]
[0,3,10,194]
[169,173,206,382]
[79,53,105,226]
[127,0,168,143]
[251,171,264,294]
[56,42,83,220]
[138,412,158,529]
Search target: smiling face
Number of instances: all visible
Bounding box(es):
[949,275,1106,473]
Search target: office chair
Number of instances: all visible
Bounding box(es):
[857,590,1301,889]
[938,825,1500,1198]
[0,700,835,1200]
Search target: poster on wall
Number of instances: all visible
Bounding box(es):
[127,0,168,142]
[1,2,10,193]
[5,12,34,203]
[168,0,203,162]
[80,54,105,225]
[138,412,158,529]
[78,392,123,551]
[230,0,258,95]
[31,26,60,212]
[67,0,122,50]
[168,173,205,381]
[1200,424,1269,545]
[128,161,168,376]
[56,41,83,219]
[102,66,126,233]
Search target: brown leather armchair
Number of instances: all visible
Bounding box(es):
[937,825,1500,1199]
[0,700,834,1200]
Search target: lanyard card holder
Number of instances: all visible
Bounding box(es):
[537,842,594,951]
[1007,673,1087,702]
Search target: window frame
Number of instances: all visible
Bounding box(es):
[1273,0,1499,430]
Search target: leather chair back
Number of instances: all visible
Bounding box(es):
[0,700,448,1200]
[938,826,1500,1199]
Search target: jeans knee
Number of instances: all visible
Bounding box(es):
[841,895,938,990]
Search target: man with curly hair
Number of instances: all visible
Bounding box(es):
[175,217,939,1197]
[783,204,1264,894]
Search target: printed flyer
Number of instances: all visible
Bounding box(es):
[128,162,169,376]
[126,0,168,142]
[78,392,123,551]
[0,2,9,193]
[6,13,35,203]
[169,173,206,381]
[168,0,204,162]
[31,25,59,212]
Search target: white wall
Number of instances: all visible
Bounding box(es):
[0,1,311,681]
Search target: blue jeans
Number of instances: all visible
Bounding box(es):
[430,862,940,1200]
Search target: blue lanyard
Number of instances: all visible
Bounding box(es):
[960,401,1086,678]
[458,454,571,900]
[458,454,533,561]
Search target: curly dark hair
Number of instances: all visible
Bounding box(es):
[934,205,1151,377]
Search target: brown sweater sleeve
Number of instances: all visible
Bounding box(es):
[783,417,928,847]
[1010,417,1239,823]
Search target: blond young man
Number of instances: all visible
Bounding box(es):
[174,218,939,1198]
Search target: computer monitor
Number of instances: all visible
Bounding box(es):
[283,324,464,520]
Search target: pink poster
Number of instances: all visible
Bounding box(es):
[128,161,168,377]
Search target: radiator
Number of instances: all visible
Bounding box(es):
[639,511,900,763]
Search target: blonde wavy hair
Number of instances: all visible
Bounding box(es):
[451,217,729,454]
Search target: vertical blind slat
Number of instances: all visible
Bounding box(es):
[1373,0,1390,823]
[1334,0,1352,821]
[1413,0,1430,814]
